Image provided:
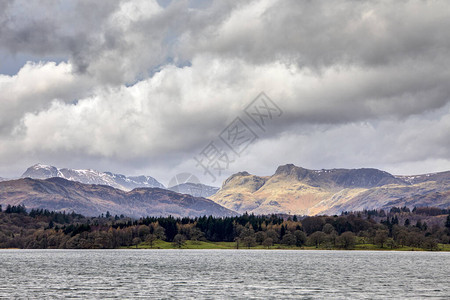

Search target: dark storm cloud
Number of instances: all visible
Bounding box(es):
[0,1,121,74]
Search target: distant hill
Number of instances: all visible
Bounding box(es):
[396,171,450,185]
[210,164,450,215]
[21,164,164,191]
[168,183,219,198]
[0,178,236,218]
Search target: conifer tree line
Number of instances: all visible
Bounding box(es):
[0,204,449,250]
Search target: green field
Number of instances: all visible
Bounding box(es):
[122,240,450,251]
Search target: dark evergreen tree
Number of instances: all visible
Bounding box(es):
[280,224,286,239]
[404,219,410,227]
[392,216,399,225]
[415,220,422,230]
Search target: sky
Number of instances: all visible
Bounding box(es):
[1,0,450,187]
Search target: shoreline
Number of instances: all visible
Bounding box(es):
[2,247,449,252]
[123,240,450,251]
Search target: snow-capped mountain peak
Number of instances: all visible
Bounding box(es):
[21,164,164,191]
[23,164,59,179]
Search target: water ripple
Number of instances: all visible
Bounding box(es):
[0,249,449,299]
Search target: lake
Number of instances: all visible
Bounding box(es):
[0,249,448,299]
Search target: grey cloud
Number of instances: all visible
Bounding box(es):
[0,1,122,75]
[239,104,450,180]
[3,0,450,83]
[186,0,450,69]
[0,0,449,182]
[0,0,253,84]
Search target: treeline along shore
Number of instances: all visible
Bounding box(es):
[0,204,449,251]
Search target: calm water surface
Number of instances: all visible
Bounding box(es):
[0,249,448,299]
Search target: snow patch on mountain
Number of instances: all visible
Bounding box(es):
[21,164,164,191]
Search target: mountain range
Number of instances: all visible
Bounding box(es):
[22,164,165,191]
[210,164,450,215]
[20,164,219,198]
[0,177,235,218]
[1,163,449,217]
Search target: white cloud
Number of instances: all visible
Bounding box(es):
[0,61,94,133]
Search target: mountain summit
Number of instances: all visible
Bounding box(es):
[22,164,164,191]
[273,164,406,188]
[210,164,450,215]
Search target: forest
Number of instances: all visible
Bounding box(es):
[0,204,449,251]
